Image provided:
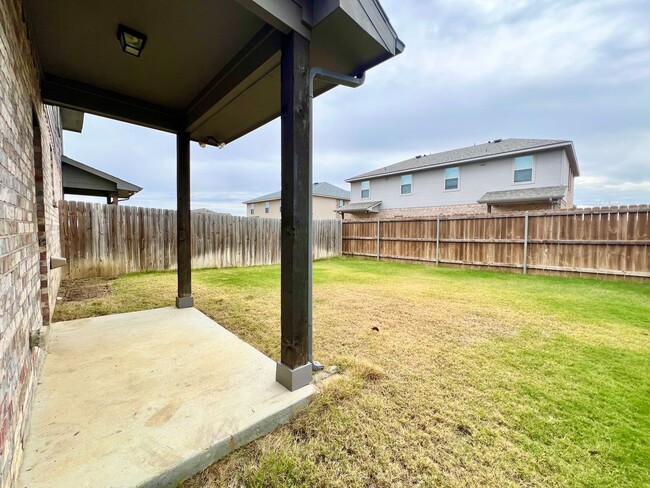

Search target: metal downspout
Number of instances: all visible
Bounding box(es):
[307,67,366,371]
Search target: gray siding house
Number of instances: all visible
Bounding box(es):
[339,139,580,219]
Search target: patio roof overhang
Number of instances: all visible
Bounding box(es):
[26,0,403,146]
[336,200,382,213]
[25,0,403,394]
[478,186,568,205]
[62,155,142,202]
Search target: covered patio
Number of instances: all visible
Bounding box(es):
[18,307,315,487]
[18,0,403,486]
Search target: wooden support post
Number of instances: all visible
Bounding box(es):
[376,220,381,261]
[436,217,441,265]
[176,132,194,308]
[523,212,529,274]
[276,30,312,391]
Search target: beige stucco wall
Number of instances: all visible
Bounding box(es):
[247,199,281,218]
[313,196,346,219]
[246,196,348,220]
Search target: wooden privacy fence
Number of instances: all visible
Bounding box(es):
[342,206,650,279]
[60,201,342,278]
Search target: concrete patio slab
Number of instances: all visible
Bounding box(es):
[17,307,316,488]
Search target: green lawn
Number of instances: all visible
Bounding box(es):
[54,257,650,487]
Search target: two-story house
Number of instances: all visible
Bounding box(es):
[244,182,350,219]
[338,139,580,219]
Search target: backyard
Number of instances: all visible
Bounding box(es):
[54,257,650,487]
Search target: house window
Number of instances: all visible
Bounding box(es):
[250,203,255,215]
[514,156,534,183]
[337,199,345,207]
[361,181,370,199]
[401,174,412,195]
[444,167,459,190]
[265,201,270,213]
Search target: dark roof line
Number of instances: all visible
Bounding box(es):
[62,155,142,192]
[335,200,382,213]
[478,186,567,204]
[347,138,580,182]
[243,182,350,204]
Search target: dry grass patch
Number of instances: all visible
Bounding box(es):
[53,257,650,487]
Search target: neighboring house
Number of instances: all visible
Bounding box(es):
[244,182,350,219]
[63,156,142,204]
[339,139,580,219]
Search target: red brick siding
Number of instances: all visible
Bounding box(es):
[346,203,488,220]
[0,1,63,486]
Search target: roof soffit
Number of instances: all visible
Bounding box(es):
[26,0,403,144]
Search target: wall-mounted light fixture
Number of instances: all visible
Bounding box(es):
[117,24,147,57]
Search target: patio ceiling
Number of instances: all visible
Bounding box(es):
[25,0,403,145]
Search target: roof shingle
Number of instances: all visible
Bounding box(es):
[335,201,382,213]
[243,182,350,204]
[478,186,567,204]
[347,138,578,181]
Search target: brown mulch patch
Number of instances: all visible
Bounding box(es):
[57,277,113,302]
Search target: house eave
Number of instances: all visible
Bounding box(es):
[335,201,381,213]
[62,156,142,193]
[478,196,564,205]
[478,186,568,205]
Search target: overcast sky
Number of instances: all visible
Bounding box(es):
[63,0,650,215]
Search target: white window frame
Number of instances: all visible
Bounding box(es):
[337,199,345,207]
[250,203,255,215]
[361,180,370,199]
[400,174,413,195]
[513,155,535,184]
[444,166,460,191]
[265,201,270,213]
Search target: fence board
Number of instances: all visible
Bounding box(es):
[59,201,342,278]
[343,207,650,279]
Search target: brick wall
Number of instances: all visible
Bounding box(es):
[345,200,575,220]
[346,203,488,220]
[0,0,63,486]
[33,107,63,325]
[489,201,569,213]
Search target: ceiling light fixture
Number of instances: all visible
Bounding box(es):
[202,136,226,149]
[117,24,147,57]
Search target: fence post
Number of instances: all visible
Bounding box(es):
[435,217,440,265]
[376,220,381,261]
[523,212,529,274]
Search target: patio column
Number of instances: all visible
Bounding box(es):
[276,30,312,391]
[176,131,194,308]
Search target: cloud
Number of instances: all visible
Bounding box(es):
[62,0,650,214]
[384,0,650,86]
